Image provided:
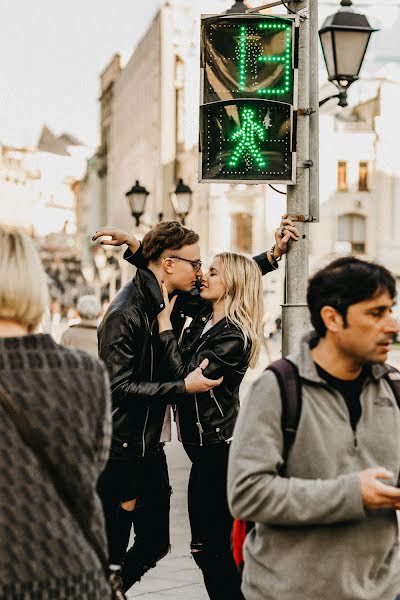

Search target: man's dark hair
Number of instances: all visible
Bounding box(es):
[141,221,199,263]
[307,257,396,337]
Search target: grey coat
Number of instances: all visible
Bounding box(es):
[228,335,400,600]
[0,334,111,599]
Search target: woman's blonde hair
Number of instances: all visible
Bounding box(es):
[0,225,49,332]
[216,252,264,369]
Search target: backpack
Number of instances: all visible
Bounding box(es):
[232,358,400,572]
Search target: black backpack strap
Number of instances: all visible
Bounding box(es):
[267,358,302,467]
[384,365,400,410]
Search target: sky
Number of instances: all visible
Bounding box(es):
[1,0,399,150]
[0,0,165,148]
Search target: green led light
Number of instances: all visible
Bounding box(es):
[232,21,294,98]
[228,107,267,169]
[257,24,292,97]
[238,25,247,92]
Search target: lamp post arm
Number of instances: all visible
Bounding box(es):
[319,90,347,108]
[247,0,303,12]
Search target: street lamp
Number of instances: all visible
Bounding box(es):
[225,0,249,14]
[319,0,378,107]
[170,179,193,226]
[125,180,149,227]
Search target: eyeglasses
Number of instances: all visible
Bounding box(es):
[166,255,202,273]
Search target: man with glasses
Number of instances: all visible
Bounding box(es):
[94,218,298,594]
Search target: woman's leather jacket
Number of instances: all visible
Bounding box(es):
[159,314,250,446]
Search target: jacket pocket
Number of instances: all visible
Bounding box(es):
[110,434,141,458]
[214,416,236,444]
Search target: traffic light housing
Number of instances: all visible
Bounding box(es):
[199,14,299,184]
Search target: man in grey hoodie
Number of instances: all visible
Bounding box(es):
[228,257,400,600]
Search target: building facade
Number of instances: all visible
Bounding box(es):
[0,127,89,239]
[310,69,400,281]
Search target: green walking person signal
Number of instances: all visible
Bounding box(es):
[228,107,267,169]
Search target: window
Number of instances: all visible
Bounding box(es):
[338,213,366,253]
[358,161,369,191]
[231,213,252,253]
[337,161,348,192]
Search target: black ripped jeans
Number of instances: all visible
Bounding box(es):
[184,443,244,600]
[98,445,171,593]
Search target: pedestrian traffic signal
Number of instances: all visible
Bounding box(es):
[199,14,299,184]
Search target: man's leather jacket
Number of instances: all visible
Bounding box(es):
[159,316,250,446]
[98,268,188,458]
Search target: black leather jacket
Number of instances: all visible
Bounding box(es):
[159,316,250,445]
[98,268,187,458]
[123,245,275,447]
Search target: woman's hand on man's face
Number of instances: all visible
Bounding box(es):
[157,282,177,332]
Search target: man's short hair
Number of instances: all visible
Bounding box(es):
[307,257,396,337]
[77,295,101,320]
[141,221,199,263]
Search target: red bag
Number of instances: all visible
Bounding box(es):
[232,519,248,571]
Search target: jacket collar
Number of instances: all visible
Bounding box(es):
[189,316,241,348]
[288,331,390,383]
[135,268,164,322]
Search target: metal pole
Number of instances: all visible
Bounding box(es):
[309,0,320,223]
[282,0,318,356]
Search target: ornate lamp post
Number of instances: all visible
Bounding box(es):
[225,0,249,14]
[319,0,378,107]
[170,179,193,226]
[125,180,149,227]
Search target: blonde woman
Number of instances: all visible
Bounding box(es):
[156,252,264,600]
[0,225,111,600]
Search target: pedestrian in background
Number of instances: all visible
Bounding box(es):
[228,257,400,600]
[0,225,112,600]
[61,294,101,355]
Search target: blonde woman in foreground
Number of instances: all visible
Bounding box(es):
[0,225,112,600]
[156,252,263,600]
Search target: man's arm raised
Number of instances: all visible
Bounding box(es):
[92,227,140,255]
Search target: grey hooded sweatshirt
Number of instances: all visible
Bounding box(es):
[228,335,400,600]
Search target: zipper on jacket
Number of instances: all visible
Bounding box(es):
[142,314,154,457]
[194,394,204,446]
[210,388,224,417]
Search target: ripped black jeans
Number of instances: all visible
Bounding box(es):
[184,443,244,600]
[98,445,171,593]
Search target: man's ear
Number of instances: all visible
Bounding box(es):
[162,257,174,274]
[320,306,344,333]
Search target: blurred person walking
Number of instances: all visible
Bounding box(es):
[0,225,112,600]
[61,294,101,356]
[228,257,400,600]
